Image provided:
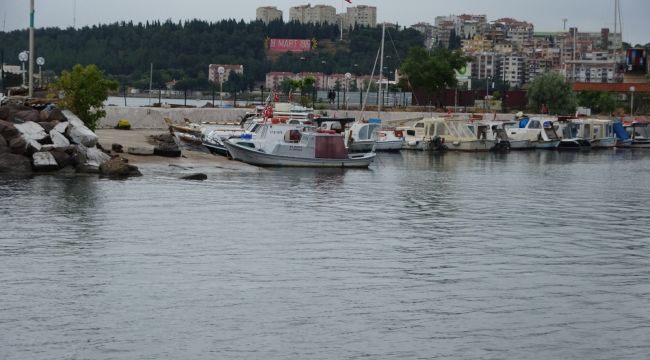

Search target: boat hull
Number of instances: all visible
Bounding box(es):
[446,139,495,152]
[533,140,560,149]
[224,141,376,168]
[509,139,533,150]
[631,140,650,148]
[348,140,376,153]
[374,140,404,152]
[591,137,617,149]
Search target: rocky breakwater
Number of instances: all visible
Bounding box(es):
[0,103,140,178]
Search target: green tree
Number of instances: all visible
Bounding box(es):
[53,64,119,131]
[399,47,470,104]
[577,91,616,114]
[527,72,577,115]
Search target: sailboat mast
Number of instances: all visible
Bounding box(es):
[378,22,385,117]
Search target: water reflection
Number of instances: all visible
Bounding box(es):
[1,151,650,360]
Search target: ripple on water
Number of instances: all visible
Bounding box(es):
[1,151,650,359]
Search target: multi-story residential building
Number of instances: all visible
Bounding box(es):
[208,64,244,83]
[525,58,553,83]
[289,4,337,25]
[500,55,525,87]
[342,5,377,28]
[472,52,501,79]
[256,6,283,24]
[435,20,455,49]
[266,72,296,90]
[462,36,493,55]
[411,22,436,49]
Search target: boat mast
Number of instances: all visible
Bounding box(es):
[378,22,385,118]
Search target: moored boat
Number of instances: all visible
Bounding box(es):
[224,122,375,168]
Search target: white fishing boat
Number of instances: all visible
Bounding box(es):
[573,119,616,149]
[345,121,378,153]
[625,122,650,148]
[401,117,495,152]
[223,122,376,168]
[467,121,532,151]
[556,120,592,151]
[505,116,560,149]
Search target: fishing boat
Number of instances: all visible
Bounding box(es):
[576,119,617,149]
[505,116,560,149]
[556,120,592,151]
[625,121,650,148]
[345,121,378,153]
[402,117,495,152]
[223,122,376,168]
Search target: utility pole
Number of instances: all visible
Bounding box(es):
[28,0,35,98]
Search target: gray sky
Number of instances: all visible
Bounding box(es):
[1,0,648,45]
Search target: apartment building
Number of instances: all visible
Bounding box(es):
[472,52,501,79]
[501,55,525,87]
[289,4,337,25]
[256,6,283,24]
[342,5,377,28]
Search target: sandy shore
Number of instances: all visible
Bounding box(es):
[95,129,261,176]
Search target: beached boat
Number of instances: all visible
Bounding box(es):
[223,122,376,168]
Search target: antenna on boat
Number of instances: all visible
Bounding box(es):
[73,0,77,28]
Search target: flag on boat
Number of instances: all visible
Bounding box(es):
[345,0,352,3]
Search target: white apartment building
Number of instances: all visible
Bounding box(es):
[342,5,377,28]
[256,6,283,24]
[501,55,525,87]
[289,5,337,25]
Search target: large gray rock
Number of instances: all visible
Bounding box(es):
[32,151,60,172]
[85,146,111,167]
[74,144,110,173]
[50,130,71,148]
[0,119,19,139]
[15,121,48,141]
[64,110,98,147]
[40,107,67,122]
[50,149,74,169]
[0,153,32,174]
[27,139,42,153]
[53,121,69,134]
[0,135,8,154]
[8,137,27,154]
[13,109,41,123]
[99,157,142,179]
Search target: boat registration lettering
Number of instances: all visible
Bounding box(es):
[289,145,303,151]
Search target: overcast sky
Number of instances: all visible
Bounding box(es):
[1,0,648,45]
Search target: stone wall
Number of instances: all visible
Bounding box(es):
[100,106,517,129]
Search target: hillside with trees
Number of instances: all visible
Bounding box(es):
[0,20,424,91]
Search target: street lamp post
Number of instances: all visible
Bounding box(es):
[321,60,326,91]
[19,51,28,87]
[344,72,351,110]
[36,57,44,88]
[630,86,636,117]
[218,66,225,107]
[29,0,35,98]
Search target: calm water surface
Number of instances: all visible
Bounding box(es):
[1,151,649,359]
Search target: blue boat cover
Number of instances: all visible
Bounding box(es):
[518,117,529,128]
[368,118,382,124]
[613,120,629,140]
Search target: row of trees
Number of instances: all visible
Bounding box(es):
[0,19,423,92]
